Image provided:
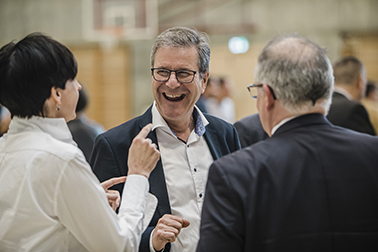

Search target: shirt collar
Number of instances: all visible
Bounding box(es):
[8,116,76,146]
[271,115,298,135]
[151,102,209,137]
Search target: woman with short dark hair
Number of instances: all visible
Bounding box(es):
[0,33,159,252]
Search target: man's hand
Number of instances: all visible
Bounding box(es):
[128,124,160,178]
[101,176,127,211]
[152,214,190,251]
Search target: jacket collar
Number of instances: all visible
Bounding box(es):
[274,113,331,136]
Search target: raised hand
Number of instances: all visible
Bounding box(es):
[128,123,160,178]
[101,176,127,211]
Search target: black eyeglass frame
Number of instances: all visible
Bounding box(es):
[247,83,277,100]
[151,68,197,84]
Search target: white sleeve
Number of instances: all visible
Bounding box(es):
[54,154,151,252]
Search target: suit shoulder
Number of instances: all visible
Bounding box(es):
[99,111,150,140]
[234,114,261,130]
[205,113,235,129]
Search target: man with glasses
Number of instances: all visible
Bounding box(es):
[90,27,240,252]
[196,35,378,252]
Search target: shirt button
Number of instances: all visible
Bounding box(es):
[194,168,197,172]
[199,193,203,198]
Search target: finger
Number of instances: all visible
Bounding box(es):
[182,219,190,228]
[106,193,119,201]
[155,228,179,242]
[111,201,118,211]
[101,176,127,190]
[135,123,153,140]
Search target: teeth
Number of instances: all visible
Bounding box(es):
[165,94,181,98]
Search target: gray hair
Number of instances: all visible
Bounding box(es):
[254,34,334,114]
[150,27,210,78]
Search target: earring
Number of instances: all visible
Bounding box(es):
[56,106,60,111]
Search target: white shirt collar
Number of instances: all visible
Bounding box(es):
[8,116,75,146]
[271,116,298,135]
[151,101,209,137]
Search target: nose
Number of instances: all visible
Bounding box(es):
[166,72,181,89]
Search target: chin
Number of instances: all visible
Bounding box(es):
[65,113,76,123]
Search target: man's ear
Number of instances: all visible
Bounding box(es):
[201,72,210,94]
[263,84,275,110]
[357,75,365,90]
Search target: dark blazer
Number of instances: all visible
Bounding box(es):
[90,106,241,252]
[197,113,378,252]
[67,117,104,162]
[327,91,375,135]
[234,113,269,148]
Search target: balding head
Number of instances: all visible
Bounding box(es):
[255,35,334,114]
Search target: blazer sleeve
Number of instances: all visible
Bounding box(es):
[90,133,124,194]
[196,161,244,252]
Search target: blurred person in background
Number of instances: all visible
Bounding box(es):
[0,33,160,252]
[205,76,236,123]
[90,27,241,252]
[197,75,221,113]
[67,85,105,161]
[361,80,378,135]
[326,56,375,135]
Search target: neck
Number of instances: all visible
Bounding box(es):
[165,115,195,142]
[265,102,326,136]
[335,84,360,101]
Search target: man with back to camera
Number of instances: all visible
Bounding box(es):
[196,34,378,252]
[326,56,375,135]
[90,27,241,252]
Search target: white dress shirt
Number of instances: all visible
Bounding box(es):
[150,103,214,252]
[0,116,156,252]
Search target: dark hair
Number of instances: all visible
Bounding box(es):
[333,56,364,85]
[0,32,77,118]
[365,80,377,97]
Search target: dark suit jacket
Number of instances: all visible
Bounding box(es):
[197,113,378,252]
[327,92,375,135]
[234,113,269,148]
[67,117,104,162]
[90,106,241,252]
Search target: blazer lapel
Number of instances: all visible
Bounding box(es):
[138,106,171,216]
[204,126,222,161]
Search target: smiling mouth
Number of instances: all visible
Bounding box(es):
[163,93,185,101]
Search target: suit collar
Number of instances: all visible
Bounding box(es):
[138,106,172,215]
[203,126,222,160]
[274,113,330,136]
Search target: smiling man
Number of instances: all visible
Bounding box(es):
[90,27,241,252]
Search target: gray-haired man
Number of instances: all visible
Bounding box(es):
[197,35,378,252]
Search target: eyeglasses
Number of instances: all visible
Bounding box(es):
[151,68,197,84]
[247,83,277,100]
